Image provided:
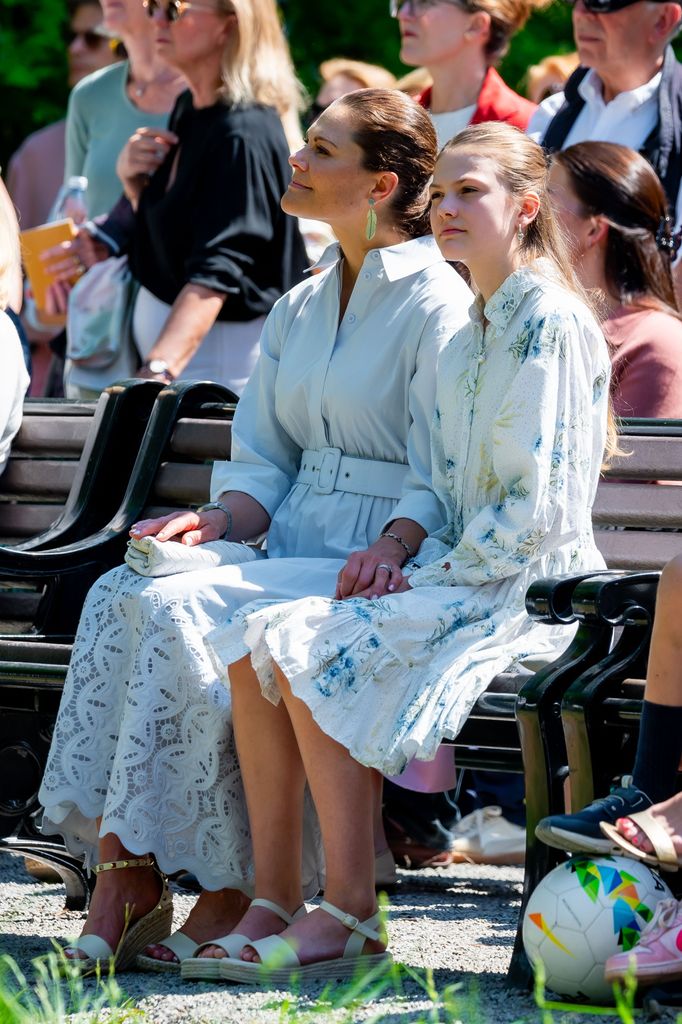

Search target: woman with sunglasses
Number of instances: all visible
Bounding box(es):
[100,0,306,395]
[63,0,186,220]
[392,0,547,148]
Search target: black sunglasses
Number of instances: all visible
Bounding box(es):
[67,28,109,49]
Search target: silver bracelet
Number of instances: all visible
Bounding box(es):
[380,530,414,560]
[197,501,232,538]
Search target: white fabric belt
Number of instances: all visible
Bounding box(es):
[297,447,408,499]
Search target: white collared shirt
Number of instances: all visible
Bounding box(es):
[211,235,473,559]
[528,67,682,229]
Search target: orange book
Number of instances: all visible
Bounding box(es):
[20,218,79,324]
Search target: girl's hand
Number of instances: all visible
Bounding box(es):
[335,538,406,600]
[129,509,227,547]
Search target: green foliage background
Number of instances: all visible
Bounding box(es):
[0,0,577,169]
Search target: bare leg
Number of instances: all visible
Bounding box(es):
[638,555,682,707]
[66,830,161,960]
[242,662,385,965]
[617,556,682,851]
[372,770,390,855]
[199,655,308,959]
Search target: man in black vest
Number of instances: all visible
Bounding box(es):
[530,0,682,280]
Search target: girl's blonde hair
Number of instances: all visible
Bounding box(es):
[441,122,619,462]
[0,188,20,312]
[216,0,305,117]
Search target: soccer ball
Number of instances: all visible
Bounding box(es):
[523,855,672,1002]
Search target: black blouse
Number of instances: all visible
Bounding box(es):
[130,91,308,322]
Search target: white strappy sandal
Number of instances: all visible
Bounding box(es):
[60,856,173,976]
[179,898,307,982]
[216,899,391,985]
[136,929,201,973]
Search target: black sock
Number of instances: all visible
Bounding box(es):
[632,700,682,803]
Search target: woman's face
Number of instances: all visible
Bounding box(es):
[100,0,149,37]
[68,3,118,87]
[430,147,522,267]
[398,0,479,69]
[548,162,593,257]
[282,102,383,231]
[149,0,235,72]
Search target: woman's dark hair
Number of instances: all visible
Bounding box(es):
[337,88,437,240]
[554,141,681,319]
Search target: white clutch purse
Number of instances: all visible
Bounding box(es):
[125,535,263,577]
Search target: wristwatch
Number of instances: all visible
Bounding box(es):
[143,358,174,381]
[197,501,232,537]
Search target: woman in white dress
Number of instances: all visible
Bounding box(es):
[197,122,614,984]
[38,88,472,972]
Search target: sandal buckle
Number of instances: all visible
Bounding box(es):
[341,913,359,930]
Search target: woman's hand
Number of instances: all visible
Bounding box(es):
[335,537,407,600]
[117,127,179,207]
[129,508,227,547]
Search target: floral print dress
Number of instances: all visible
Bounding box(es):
[210,262,611,776]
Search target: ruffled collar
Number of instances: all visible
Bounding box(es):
[469,258,557,332]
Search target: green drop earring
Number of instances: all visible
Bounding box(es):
[366,198,377,242]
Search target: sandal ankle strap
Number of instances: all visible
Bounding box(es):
[93,856,157,874]
[319,899,381,942]
[250,897,302,925]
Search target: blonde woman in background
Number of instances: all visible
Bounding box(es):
[0,186,30,475]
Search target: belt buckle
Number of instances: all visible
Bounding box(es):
[315,446,342,494]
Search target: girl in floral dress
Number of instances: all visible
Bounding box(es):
[193,122,613,983]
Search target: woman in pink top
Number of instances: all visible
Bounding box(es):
[549,140,682,420]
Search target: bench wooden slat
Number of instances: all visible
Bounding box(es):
[0,504,64,538]
[0,461,77,499]
[603,435,682,479]
[593,481,682,527]
[595,528,682,570]
[150,462,212,505]
[13,417,92,456]
[170,418,232,460]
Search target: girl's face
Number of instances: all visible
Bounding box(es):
[282,102,383,231]
[430,148,523,267]
[548,162,593,257]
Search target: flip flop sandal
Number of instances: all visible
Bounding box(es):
[136,930,200,973]
[59,856,173,976]
[600,809,682,872]
[180,898,307,982]
[216,899,391,986]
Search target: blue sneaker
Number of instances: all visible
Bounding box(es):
[535,776,652,854]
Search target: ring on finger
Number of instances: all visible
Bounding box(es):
[377,563,393,575]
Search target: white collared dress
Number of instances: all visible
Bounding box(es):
[210,263,611,777]
[38,236,471,893]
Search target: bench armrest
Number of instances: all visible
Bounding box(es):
[571,571,661,628]
[525,571,622,624]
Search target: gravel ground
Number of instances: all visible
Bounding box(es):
[0,851,675,1023]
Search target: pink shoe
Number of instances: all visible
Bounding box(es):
[605,898,682,986]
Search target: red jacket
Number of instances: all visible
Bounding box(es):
[418,67,537,131]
